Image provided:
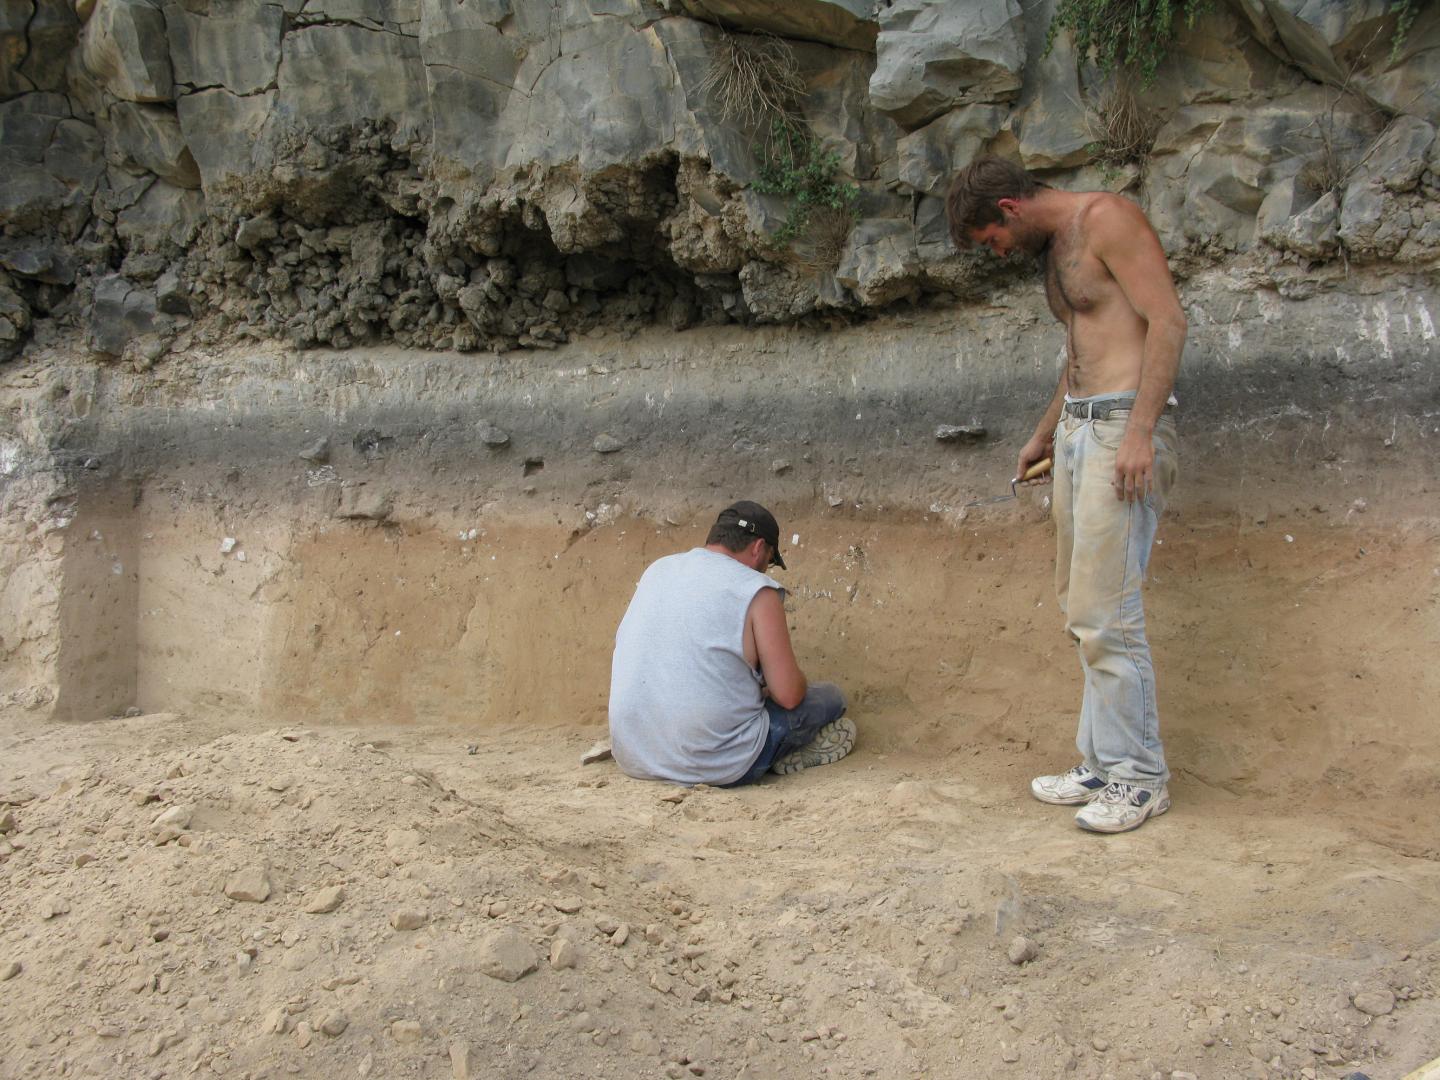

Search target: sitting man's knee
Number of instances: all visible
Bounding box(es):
[810,681,847,717]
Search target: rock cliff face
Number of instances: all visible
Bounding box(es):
[4,1,1440,724]
[2,0,1439,363]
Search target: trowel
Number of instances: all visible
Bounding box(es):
[962,457,1053,509]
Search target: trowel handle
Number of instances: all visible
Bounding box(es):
[1016,457,1053,483]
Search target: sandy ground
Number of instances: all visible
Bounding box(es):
[2,514,1439,1080]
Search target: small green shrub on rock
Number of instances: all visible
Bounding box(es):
[754,121,859,250]
[1046,0,1211,86]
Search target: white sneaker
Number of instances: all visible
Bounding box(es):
[1030,763,1107,805]
[770,718,856,775]
[1074,782,1170,833]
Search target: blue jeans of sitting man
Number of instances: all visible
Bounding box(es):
[727,682,847,786]
[1054,399,1179,792]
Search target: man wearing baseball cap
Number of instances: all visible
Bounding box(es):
[608,500,854,786]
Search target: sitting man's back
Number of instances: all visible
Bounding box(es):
[609,501,853,787]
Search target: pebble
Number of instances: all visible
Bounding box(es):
[358,1052,374,1076]
[385,829,422,865]
[224,866,272,903]
[1006,936,1037,965]
[612,924,630,947]
[1352,989,1396,1016]
[1,961,21,981]
[149,805,193,845]
[550,938,578,969]
[580,740,612,765]
[0,810,15,833]
[389,907,428,931]
[553,895,585,913]
[297,436,330,463]
[1000,1041,1019,1063]
[294,1021,313,1048]
[1092,1037,1110,1052]
[935,424,987,443]
[478,422,510,447]
[593,433,625,453]
[304,886,345,914]
[450,1039,479,1079]
[477,928,539,982]
[148,1030,182,1057]
[391,1020,422,1043]
[319,1012,349,1037]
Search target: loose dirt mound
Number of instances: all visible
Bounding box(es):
[2,711,1437,1079]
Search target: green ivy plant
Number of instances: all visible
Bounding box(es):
[1045,0,1211,86]
[1391,0,1418,61]
[753,120,859,247]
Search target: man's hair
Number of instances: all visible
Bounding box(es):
[945,156,1044,248]
[706,520,757,552]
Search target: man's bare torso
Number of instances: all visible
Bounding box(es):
[1042,193,1150,398]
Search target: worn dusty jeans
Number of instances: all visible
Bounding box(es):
[726,682,848,786]
[1054,402,1179,790]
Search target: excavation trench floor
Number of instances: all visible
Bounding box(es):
[1,514,1438,1080]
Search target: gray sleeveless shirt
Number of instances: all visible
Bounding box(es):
[608,548,782,785]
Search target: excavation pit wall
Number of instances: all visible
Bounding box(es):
[5,281,1439,803]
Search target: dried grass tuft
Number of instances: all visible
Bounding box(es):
[1086,79,1160,166]
[782,205,856,275]
[698,29,806,131]
[1296,143,1350,197]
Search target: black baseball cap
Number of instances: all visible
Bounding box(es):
[716,501,786,569]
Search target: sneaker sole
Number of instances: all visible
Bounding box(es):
[1030,782,1105,806]
[1075,793,1171,834]
[770,717,856,776]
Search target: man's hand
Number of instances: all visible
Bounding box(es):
[1113,429,1154,502]
[1015,434,1053,487]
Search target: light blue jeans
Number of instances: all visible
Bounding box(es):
[1054,397,1179,790]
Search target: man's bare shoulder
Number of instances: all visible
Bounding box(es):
[1079,192,1151,231]
[1079,192,1165,258]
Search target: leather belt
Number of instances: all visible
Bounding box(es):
[1064,396,1145,421]
[1065,397,1175,423]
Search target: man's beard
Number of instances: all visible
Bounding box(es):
[1014,221,1050,257]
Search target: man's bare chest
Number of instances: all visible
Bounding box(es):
[1044,243,1114,317]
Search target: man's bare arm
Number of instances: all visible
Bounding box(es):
[1090,198,1186,499]
[1017,365,1067,486]
[749,587,806,709]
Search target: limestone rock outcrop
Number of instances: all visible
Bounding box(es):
[0,0,1437,362]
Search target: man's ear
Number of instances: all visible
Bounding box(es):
[749,537,769,566]
[996,197,1022,220]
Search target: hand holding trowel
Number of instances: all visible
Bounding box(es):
[962,457,1053,509]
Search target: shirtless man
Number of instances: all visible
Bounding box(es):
[945,156,1185,833]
